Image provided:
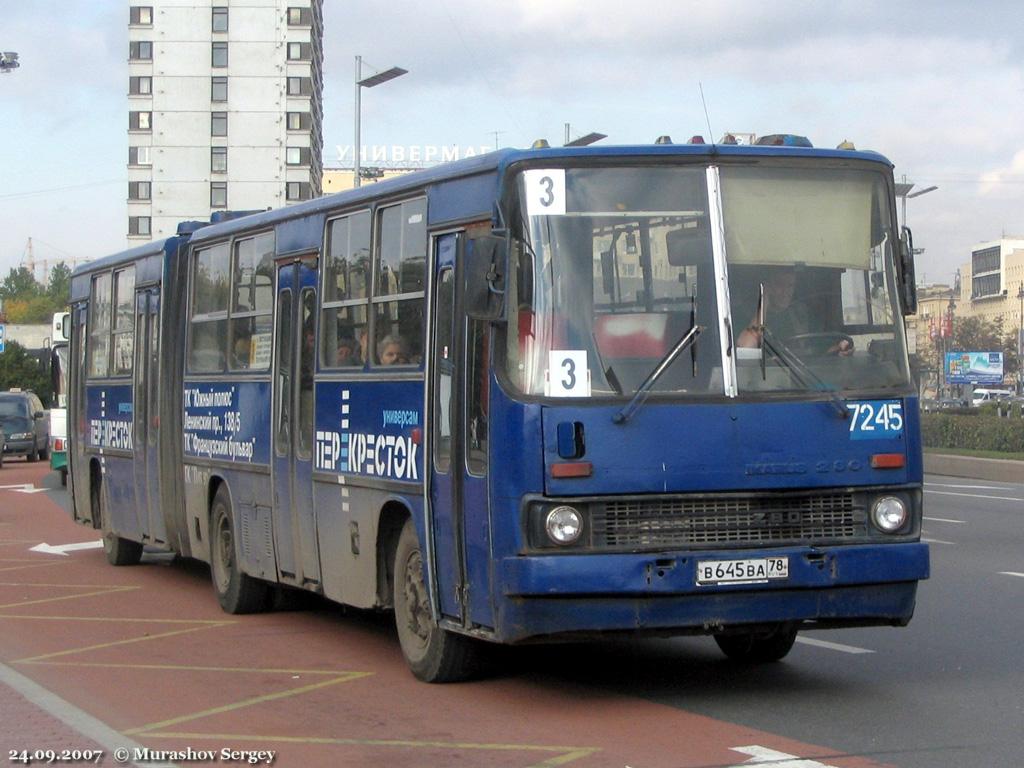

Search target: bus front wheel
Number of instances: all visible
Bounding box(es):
[714,624,798,663]
[393,518,482,683]
[210,486,268,614]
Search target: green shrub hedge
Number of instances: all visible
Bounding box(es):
[921,407,1024,453]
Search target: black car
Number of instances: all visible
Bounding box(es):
[0,390,50,463]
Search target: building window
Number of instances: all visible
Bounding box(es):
[129,146,151,166]
[286,182,312,201]
[128,216,151,237]
[973,247,1000,275]
[129,41,152,61]
[286,111,311,131]
[211,146,227,173]
[286,147,311,166]
[212,42,228,68]
[212,6,228,32]
[129,76,152,96]
[287,77,312,96]
[287,7,312,25]
[211,112,227,137]
[211,76,228,102]
[128,181,151,201]
[130,6,153,25]
[211,182,227,208]
[129,111,152,131]
[287,42,311,61]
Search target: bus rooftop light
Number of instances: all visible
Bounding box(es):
[655,135,673,144]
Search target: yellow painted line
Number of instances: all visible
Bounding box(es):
[20,660,360,676]
[0,613,224,624]
[0,585,136,609]
[15,623,229,663]
[143,731,599,765]
[0,582,142,589]
[125,672,372,735]
[0,561,68,573]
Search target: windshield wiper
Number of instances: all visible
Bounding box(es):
[613,324,704,424]
[760,327,849,419]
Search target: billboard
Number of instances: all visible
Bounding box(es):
[946,351,1003,385]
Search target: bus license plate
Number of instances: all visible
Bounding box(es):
[696,557,789,586]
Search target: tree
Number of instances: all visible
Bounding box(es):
[2,296,62,324]
[47,262,73,305]
[0,267,41,302]
[0,340,52,404]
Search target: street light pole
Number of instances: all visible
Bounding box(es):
[353,56,408,189]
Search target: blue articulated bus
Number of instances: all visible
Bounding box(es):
[69,139,929,681]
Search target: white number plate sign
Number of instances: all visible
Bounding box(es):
[523,169,566,217]
[545,350,590,397]
[696,557,789,586]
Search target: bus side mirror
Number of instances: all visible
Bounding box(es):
[464,235,506,320]
[899,226,918,316]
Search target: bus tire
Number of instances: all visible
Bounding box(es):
[94,475,143,566]
[393,518,482,683]
[60,468,67,486]
[210,486,268,614]
[714,624,798,663]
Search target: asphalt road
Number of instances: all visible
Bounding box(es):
[3,464,1021,767]
[510,474,1024,768]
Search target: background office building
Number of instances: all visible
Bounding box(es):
[127,0,323,242]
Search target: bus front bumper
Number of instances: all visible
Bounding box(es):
[493,542,928,643]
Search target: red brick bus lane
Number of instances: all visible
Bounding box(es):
[1,462,891,768]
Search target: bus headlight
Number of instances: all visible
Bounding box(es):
[871,496,908,532]
[545,506,583,545]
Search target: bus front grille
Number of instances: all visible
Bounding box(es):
[592,493,864,548]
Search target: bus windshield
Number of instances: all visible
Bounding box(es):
[505,163,911,399]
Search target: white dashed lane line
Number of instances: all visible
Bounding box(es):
[795,636,874,654]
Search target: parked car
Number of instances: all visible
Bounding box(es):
[0,390,50,462]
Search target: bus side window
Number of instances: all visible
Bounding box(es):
[275,290,293,454]
[297,288,315,459]
[466,318,488,476]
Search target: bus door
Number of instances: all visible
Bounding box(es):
[69,305,91,524]
[132,288,166,544]
[428,233,494,628]
[272,256,322,589]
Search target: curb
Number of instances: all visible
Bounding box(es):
[924,453,1024,483]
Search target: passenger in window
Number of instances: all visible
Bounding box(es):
[736,267,852,356]
[335,336,360,366]
[232,335,251,369]
[377,334,408,365]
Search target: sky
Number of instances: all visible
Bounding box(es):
[2,0,1023,287]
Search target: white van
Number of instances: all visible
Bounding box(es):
[971,388,1014,407]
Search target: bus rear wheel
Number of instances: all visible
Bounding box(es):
[210,486,268,614]
[393,518,482,683]
[93,475,143,566]
[714,624,798,663]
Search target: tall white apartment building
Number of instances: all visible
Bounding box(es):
[127,1,323,242]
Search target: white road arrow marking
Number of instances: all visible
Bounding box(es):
[730,745,846,767]
[0,483,49,494]
[30,540,104,556]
